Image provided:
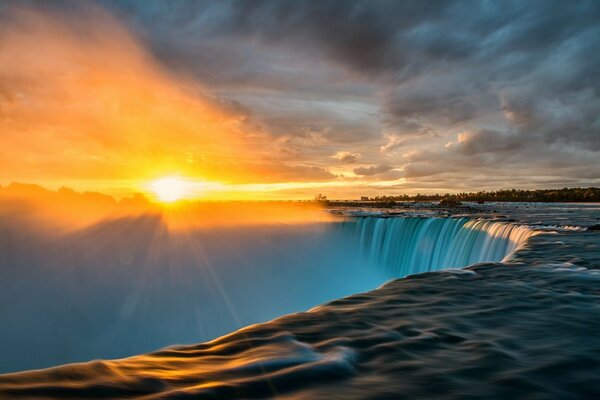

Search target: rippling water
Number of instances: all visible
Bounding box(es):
[1,204,600,398]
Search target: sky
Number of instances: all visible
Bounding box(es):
[1,0,599,200]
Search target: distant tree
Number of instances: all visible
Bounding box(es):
[439,196,462,207]
[313,194,328,203]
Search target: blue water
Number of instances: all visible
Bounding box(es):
[1,204,600,399]
[0,215,531,373]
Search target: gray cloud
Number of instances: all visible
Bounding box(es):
[8,0,600,192]
[333,151,360,163]
[353,164,394,176]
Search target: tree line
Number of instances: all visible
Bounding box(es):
[360,187,600,203]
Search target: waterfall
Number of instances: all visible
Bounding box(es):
[340,217,534,277]
[0,215,535,373]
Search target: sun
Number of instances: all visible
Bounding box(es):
[150,177,188,202]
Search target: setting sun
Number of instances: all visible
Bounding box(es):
[150,177,188,202]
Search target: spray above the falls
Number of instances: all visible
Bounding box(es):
[340,217,534,277]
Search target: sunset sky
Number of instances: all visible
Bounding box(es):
[1,0,599,200]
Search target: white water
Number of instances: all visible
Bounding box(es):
[339,217,534,277]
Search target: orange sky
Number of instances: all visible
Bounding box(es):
[1,2,598,200]
[0,4,388,200]
[0,5,256,196]
[0,182,334,234]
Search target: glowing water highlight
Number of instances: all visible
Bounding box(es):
[339,217,534,277]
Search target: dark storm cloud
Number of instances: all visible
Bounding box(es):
[102,1,598,80]
[101,0,461,81]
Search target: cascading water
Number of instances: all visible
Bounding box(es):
[339,217,534,277]
[0,215,535,373]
